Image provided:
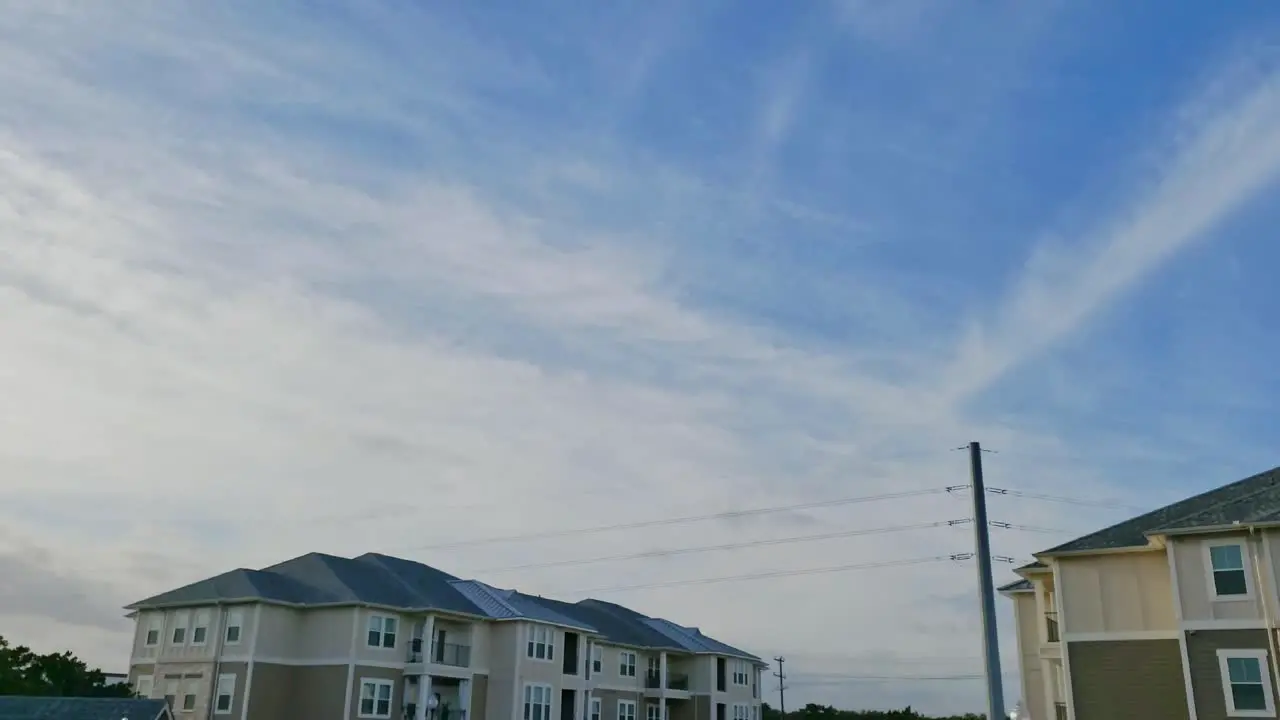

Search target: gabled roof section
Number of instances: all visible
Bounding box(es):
[1038,466,1280,556]
[998,579,1033,593]
[526,596,677,649]
[448,581,596,630]
[0,696,171,720]
[572,598,761,661]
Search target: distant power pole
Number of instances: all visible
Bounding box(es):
[773,656,786,717]
[969,441,1006,720]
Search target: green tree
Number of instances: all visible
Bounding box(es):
[0,636,134,697]
[762,701,984,720]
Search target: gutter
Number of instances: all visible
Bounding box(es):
[1249,525,1280,699]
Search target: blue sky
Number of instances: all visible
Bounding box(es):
[5,0,1280,714]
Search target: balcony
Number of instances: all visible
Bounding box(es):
[407,639,472,668]
[644,671,691,692]
[1045,612,1060,643]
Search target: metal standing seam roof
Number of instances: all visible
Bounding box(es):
[1035,466,1280,556]
[125,552,755,658]
[0,697,171,720]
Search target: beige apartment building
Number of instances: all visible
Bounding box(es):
[1001,466,1280,720]
[124,551,766,720]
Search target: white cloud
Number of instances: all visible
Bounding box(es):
[0,3,1277,715]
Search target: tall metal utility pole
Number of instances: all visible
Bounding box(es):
[773,656,786,717]
[969,441,1006,720]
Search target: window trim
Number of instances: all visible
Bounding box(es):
[1204,540,1255,601]
[647,704,662,720]
[214,673,235,715]
[732,660,749,686]
[619,650,637,677]
[366,614,398,650]
[590,697,602,720]
[357,678,395,719]
[144,620,161,647]
[1218,648,1276,718]
[224,611,243,645]
[523,682,554,720]
[170,612,189,646]
[731,704,750,720]
[617,700,637,720]
[591,646,603,674]
[135,675,154,699]
[191,610,210,647]
[526,625,555,662]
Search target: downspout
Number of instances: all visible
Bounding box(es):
[1248,526,1280,695]
[205,604,228,720]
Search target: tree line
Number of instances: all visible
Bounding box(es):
[762,701,985,720]
[0,636,134,697]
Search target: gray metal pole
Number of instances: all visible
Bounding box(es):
[970,441,1006,720]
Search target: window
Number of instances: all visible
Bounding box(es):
[225,611,243,645]
[145,619,161,647]
[366,615,398,649]
[181,678,198,712]
[1218,649,1276,717]
[618,700,637,720]
[135,675,154,698]
[732,705,750,720]
[732,660,749,685]
[163,679,178,709]
[527,625,554,661]
[1208,542,1252,598]
[648,705,662,720]
[523,683,553,720]
[620,651,637,677]
[752,707,759,720]
[192,610,210,646]
[591,646,603,674]
[590,698,601,720]
[358,679,394,719]
[171,612,189,645]
[214,674,235,715]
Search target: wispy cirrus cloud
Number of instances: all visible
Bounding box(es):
[3,1,1280,714]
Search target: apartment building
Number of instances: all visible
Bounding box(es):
[124,551,766,720]
[1000,466,1280,720]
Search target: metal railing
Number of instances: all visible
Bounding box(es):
[1045,612,1060,643]
[644,671,690,691]
[431,641,471,667]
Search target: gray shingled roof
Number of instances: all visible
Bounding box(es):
[998,579,1033,593]
[125,552,758,659]
[1039,466,1280,555]
[0,697,170,720]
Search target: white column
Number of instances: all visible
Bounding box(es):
[417,675,433,720]
[459,679,472,720]
[659,652,668,713]
[423,615,437,664]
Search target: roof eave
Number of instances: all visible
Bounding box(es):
[1034,539,1165,560]
[1147,521,1280,538]
[125,597,493,621]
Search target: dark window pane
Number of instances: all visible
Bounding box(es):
[217,696,231,711]
[369,631,381,646]
[1234,683,1267,711]
[1216,570,1249,596]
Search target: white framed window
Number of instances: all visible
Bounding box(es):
[181,678,198,712]
[358,678,394,719]
[170,612,189,645]
[213,673,235,715]
[618,700,637,720]
[366,615,398,649]
[523,683,553,720]
[191,610,210,646]
[163,679,178,708]
[731,704,750,720]
[732,660,749,685]
[135,675,153,698]
[1206,541,1253,599]
[620,651,637,677]
[752,706,759,720]
[648,656,660,680]
[526,625,554,661]
[590,698,601,720]
[591,646,603,674]
[647,705,661,720]
[225,611,243,645]
[1218,649,1276,717]
[144,618,161,647]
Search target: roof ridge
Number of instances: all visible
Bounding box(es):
[451,579,521,616]
[1153,467,1280,530]
[354,554,430,607]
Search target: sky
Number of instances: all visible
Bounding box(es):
[4,0,1280,714]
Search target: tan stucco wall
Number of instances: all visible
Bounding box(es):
[1058,551,1176,634]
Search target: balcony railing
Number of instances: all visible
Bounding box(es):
[1045,612,1060,643]
[407,639,472,667]
[1054,702,1067,720]
[403,705,467,720]
[644,671,690,691]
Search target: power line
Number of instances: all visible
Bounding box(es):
[403,487,949,551]
[476,519,972,574]
[989,521,1070,535]
[562,555,961,594]
[985,486,1145,513]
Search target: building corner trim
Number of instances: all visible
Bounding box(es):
[1166,541,1198,720]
